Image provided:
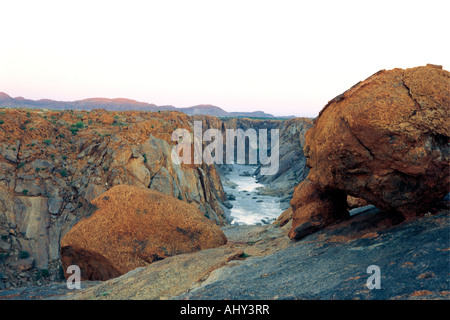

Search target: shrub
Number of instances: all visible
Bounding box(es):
[239,252,250,259]
[0,252,9,262]
[68,122,84,135]
[43,139,52,146]
[35,269,50,279]
[112,120,127,127]
[75,121,85,129]
[19,250,30,259]
[22,189,29,196]
[58,169,68,178]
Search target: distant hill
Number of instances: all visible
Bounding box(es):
[0,92,295,119]
[177,104,286,118]
[0,93,172,112]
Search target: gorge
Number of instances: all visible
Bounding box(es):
[0,108,311,287]
[0,64,448,300]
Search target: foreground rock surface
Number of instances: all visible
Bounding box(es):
[175,209,449,300]
[290,64,450,239]
[65,247,243,300]
[1,206,447,300]
[60,185,227,281]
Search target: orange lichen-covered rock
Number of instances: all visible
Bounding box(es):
[288,178,348,240]
[60,185,227,280]
[290,64,450,240]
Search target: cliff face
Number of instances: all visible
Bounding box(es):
[193,115,282,163]
[0,108,228,287]
[254,117,314,209]
[193,116,314,210]
[221,117,282,132]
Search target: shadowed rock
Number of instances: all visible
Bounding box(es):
[288,178,349,240]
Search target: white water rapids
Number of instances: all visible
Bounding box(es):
[221,164,283,225]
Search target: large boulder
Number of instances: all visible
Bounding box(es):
[290,64,450,240]
[60,185,227,280]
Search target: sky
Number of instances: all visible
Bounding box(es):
[0,0,449,117]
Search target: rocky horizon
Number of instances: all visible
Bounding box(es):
[0,92,296,119]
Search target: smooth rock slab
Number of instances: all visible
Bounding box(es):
[176,210,450,300]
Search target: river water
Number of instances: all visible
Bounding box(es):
[221,164,283,225]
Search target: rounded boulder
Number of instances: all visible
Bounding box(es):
[60,185,227,280]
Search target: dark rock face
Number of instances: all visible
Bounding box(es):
[255,118,313,210]
[289,65,450,240]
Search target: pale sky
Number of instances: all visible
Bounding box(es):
[1,0,449,117]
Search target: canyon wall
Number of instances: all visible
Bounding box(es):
[0,109,228,287]
[197,116,314,210]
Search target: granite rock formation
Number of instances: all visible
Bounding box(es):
[290,64,450,240]
[0,108,228,287]
[60,185,227,280]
